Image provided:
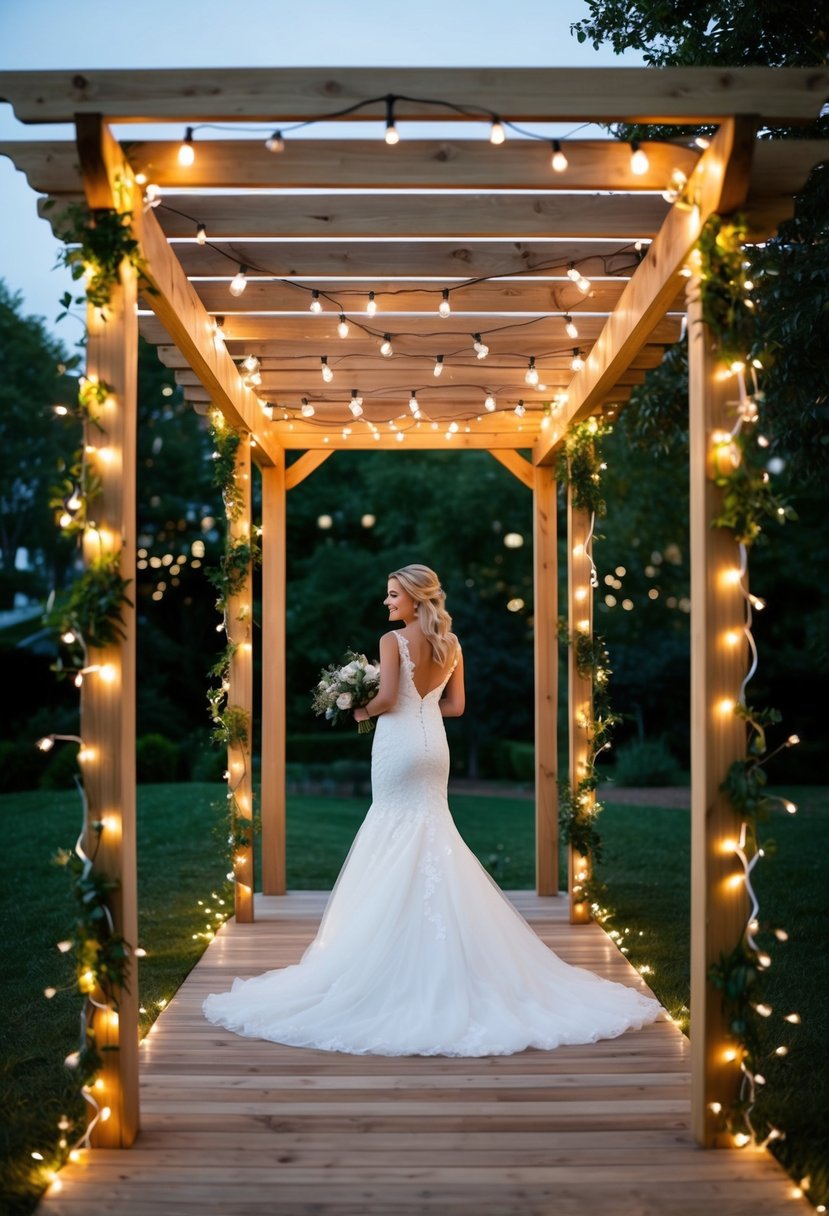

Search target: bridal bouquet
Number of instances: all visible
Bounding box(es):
[312,650,380,734]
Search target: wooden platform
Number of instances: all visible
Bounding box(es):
[39,892,806,1214]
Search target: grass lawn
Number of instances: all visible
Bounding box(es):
[0,783,826,1212]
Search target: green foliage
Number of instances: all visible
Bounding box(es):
[556,417,612,516]
[205,537,259,609]
[558,778,604,863]
[208,420,243,520]
[710,433,797,545]
[612,737,681,787]
[47,551,131,651]
[54,204,148,315]
[210,703,250,750]
[697,214,756,366]
[136,733,180,784]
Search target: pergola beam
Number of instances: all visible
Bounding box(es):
[532,117,758,464]
[2,67,826,123]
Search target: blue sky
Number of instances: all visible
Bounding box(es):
[0,0,642,338]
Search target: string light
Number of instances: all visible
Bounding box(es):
[408,391,419,415]
[484,394,496,412]
[177,127,195,167]
[472,334,489,359]
[300,397,314,417]
[564,314,579,340]
[551,139,568,172]
[196,223,207,245]
[489,117,506,145]
[525,356,539,386]
[349,390,364,417]
[384,95,399,145]
[630,140,650,175]
[229,266,248,297]
[320,356,334,382]
[571,348,585,372]
[433,355,444,377]
[310,291,323,314]
[337,314,350,339]
[265,130,285,152]
[514,400,526,417]
[380,334,394,357]
[366,291,377,317]
[438,289,451,318]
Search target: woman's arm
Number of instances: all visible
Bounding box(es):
[354,632,400,721]
[439,648,465,718]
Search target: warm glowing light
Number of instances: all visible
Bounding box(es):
[439,289,451,317]
[785,1012,801,1024]
[733,1132,751,1147]
[724,629,741,647]
[99,663,117,683]
[630,141,649,175]
[337,314,349,338]
[229,266,248,297]
[550,139,568,172]
[310,291,323,314]
[484,395,496,412]
[490,118,506,145]
[380,335,394,357]
[177,128,195,166]
[723,1048,737,1062]
[718,697,736,716]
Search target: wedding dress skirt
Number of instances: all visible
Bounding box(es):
[203,633,662,1055]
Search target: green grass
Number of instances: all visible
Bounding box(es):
[0,784,826,1212]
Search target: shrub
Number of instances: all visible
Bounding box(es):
[136,733,179,784]
[612,738,681,788]
[40,741,80,790]
[0,739,49,791]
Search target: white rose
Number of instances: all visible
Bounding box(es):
[336,691,353,709]
[364,664,379,681]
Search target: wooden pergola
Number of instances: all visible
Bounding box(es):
[2,67,827,1185]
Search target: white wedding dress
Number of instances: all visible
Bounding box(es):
[203,632,662,1055]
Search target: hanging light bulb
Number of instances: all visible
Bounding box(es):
[300,397,315,417]
[242,354,260,374]
[525,357,539,387]
[489,117,506,145]
[212,315,226,347]
[571,348,585,372]
[366,290,377,317]
[349,390,364,417]
[384,95,399,145]
[576,274,591,294]
[337,314,350,339]
[514,400,526,417]
[320,356,334,382]
[177,127,195,167]
[550,139,568,173]
[310,291,323,314]
[196,223,207,246]
[434,355,444,377]
[229,266,248,297]
[380,334,393,357]
[567,263,581,282]
[564,314,579,339]
[484,394,496,412]
[408,391,420,415]
[265,130,285,153]
[630,140,650,176]
[472,333,489,359]
[438,289,451,318]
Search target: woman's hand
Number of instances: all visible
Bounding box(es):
[353,706,371,723]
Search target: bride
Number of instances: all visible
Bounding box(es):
[203,563,662,1055]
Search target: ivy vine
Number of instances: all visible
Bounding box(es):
[556,416,612,517]
[52,203,150,316]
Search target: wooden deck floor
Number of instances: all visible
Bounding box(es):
[39,892,806,1215]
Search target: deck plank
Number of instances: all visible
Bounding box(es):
[38,892,806,1214]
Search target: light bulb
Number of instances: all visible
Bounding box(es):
[484,395,496,412]
[490,118,506,145]
[300,397,314,417]
[525,357,539,386]
[380,334,393,357]
[242,354,259,373]
[630,140,649,175]
[472,333,489,359]
[439,289,451,318]
[564,314,579,339]
[196,223,207,246]
[567,263,580,282]
[349,390,363,417]
[433,355,444,377]
[571,349,585,372]
[577,275,591,294]
[320,357,334,382]
[229,266,248,297]
[36,736,55,752]
[514,400,526,417]
[385,96,400,145]
[366,291,377,317]
[337,314,349,338]
[408,392,420,415]
[265,131,285,153]
[177,128,195,167]
[310,291,323,314]
[551,139,568,172]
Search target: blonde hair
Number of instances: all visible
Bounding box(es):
[389,564,454,666]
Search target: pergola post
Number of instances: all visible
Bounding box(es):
[688,285,750,1146]
[566,491,594,924]
[261,457,287,895]
[228,435,254,922]
[80,269,140,1146]
[533,464,558,894]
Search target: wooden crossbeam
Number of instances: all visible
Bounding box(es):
[533,118,758,465]
[2,67,826,123]
[269,426,539,450]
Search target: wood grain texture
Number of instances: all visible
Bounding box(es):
[534,465,559,894]
[260,460,287,896]
[37,892,807,1214]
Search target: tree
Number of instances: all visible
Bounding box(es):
[0,281,79,604]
